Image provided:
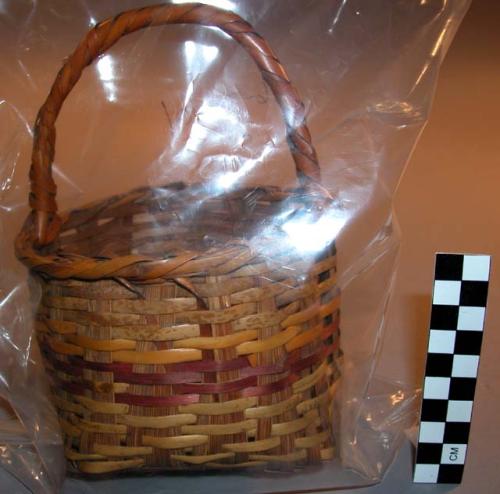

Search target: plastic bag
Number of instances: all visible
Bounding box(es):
[0,0,469,492]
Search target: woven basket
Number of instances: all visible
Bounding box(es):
[16,3,341,475]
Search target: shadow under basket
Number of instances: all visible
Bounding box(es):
[15,3,342,476]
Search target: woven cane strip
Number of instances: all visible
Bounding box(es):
[77,459,145,474]
[205,461,266,469]
[170,452,235,465]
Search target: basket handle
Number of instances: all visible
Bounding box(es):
[30,2,323,246]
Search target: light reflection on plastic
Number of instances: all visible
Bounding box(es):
[175,41,220,154]
[431,18,452,57]
[89,16,97,27]
[390,390,405,406]
[171,0,236,10]
[96,55,117,103]
[330,0,348,31]
[184,41,219,75]
[200,103,238,124]
[413,61,430,89]
[413,18,451,92]
[214,158,257,191]
[282,211,346,253]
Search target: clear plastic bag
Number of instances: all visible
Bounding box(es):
[0,0,469,492]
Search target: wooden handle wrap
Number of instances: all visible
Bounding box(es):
[30,2,321,245]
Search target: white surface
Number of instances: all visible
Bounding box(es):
[432,281,461,306]
[413,464,439,484]
[462,256,490,281]
[451,355,479,378]
[446,401,473,423]
[441,444,467,465]
[457,307,485,331]
[418,422,445,444]
[423,378,451,400]
[428,330,456,354]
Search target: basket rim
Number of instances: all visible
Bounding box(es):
[16,182,329,282]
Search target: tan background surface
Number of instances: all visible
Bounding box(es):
[378,0,500,490]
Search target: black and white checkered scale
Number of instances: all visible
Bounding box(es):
[414,253,490,484]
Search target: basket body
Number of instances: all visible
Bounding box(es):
[16,2,341,475]
[28,185,341,474]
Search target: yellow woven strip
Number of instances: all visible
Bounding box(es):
[320,447,335,460]
[59,418,81,438]
[111,324,199,341]
[74,395,130,414]
[281,303,320,328]
[309,256,337,276]
[48,338,83,356]
[292,361,329,394]
[294,431,330,449]
[171,452,235,465]
[53,395,86,415]
[45,319,79,335]
[142,434,208,449]
[270,413,316,437]
[173,330,257,350]
[111,298,197,315]
[222,437,280,453]
[92,382,129,393]
[249,450,307,462]
[319,297,341,318]
[276,276,336,307]
[317,275,338,294]
[113,348,202,365]
[66,334,136,352]
[275,287,305,307]
[244,395,301,419]
[282,300,301,316]
[77,458,145,474]
[232,312,285,331]
[77,419,127,435]
[65,448,105,461]
[206,461,266,469]
[236,326,299,355]
[296,381,338,415]
[229,283,288,305]
[34,320,49,334]
[93,444,153,457]
[118,413,196,428]
[179,397,258,416]
[180,419,257,436]
[285,323,323,352]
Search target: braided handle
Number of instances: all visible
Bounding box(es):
[30,2,322,245]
